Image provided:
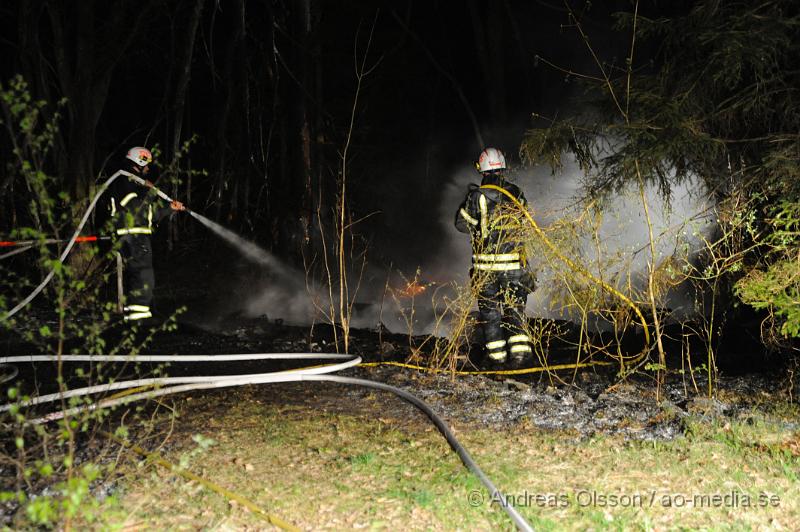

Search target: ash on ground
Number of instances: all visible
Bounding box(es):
[245,365,794,442]
[3,314,795,443]
[149,318,797,442]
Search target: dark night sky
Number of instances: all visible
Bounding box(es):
[2,2,632,160]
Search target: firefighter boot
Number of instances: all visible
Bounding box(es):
[505,281,532,370]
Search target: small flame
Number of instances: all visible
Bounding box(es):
[395,280,430,298]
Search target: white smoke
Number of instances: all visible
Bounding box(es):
[189,211,296,278]
[190,211,318,325]
[216,152,714,332]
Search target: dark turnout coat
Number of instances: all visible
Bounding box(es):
[454,174,528,271]
[107,171,172,236]
[106,168,172,322]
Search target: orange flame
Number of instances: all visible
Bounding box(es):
[398,280,428,298]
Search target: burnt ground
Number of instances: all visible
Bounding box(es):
[2,236,799,442]
[3,310,800,528]
[0,232,797,443]
[137,240,799,440]
[136,315,797,442]
[3,305,798,444]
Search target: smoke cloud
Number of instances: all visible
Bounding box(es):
[218,152,714,333]
[402,152,716,329]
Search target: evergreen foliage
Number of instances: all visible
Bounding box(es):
[521,0,800,341]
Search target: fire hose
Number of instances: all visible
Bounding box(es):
[0,170,130,392]
[0,235,108,248]
[0,175,535,530]
[0,169,183,322]
[0,236,111,261]
[0,352,534,532]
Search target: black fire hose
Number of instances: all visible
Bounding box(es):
[302,374,534,532]
[2,352,535,531]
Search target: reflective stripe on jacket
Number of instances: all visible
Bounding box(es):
[107,172,168,236]
[454,176,527,271]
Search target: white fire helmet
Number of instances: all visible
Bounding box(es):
[476,147,506,173]
[126,146,153,167]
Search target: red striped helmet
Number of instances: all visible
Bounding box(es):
[476,147,506,172]
[126,146,153,167]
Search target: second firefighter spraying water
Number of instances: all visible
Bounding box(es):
[107,147,186,323]
[455,148,536,369]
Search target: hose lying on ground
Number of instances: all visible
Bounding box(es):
[1,352,534,532]
[0,353,358,413]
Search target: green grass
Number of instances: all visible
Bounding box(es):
[100,389,800,530]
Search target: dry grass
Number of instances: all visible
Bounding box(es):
[100,384,800,531]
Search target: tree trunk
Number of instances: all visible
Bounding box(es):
[295,0,313,257]
[270,0,314,262]
[44,1,156,200]
[236,0,253,231]
[171,0,205,162]
[213,0,247,223]
[166,0,204,246]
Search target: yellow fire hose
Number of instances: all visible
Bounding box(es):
[102,431,300,531]
[360,358,613,375]
[480,183,651,351]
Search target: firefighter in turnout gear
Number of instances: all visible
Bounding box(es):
[108,147,185,322]
[455,147,534,368]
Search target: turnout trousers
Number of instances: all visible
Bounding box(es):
[475,269,532,365]
[119,234,154,321]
